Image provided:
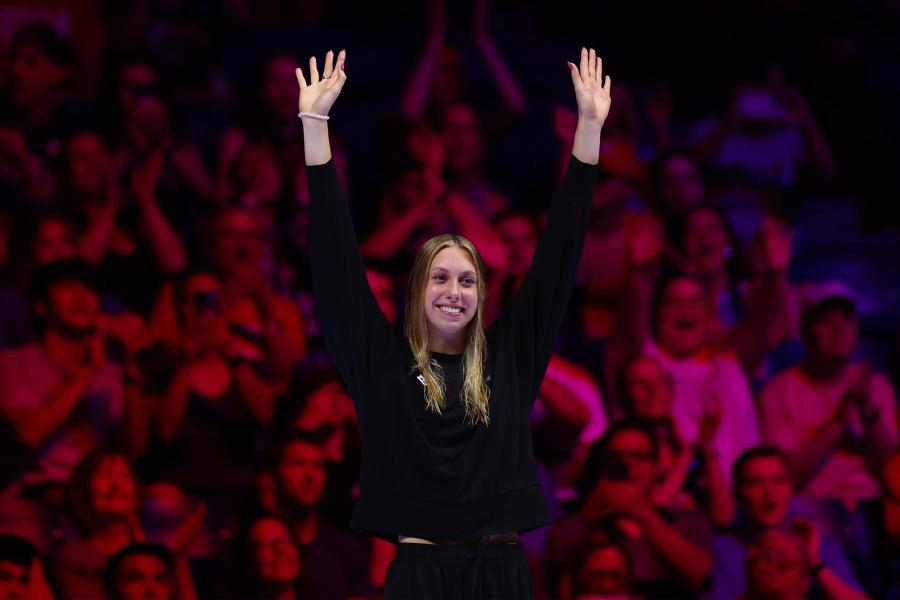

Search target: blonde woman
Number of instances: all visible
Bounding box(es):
[298,47,610,599]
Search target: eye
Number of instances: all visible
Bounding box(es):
[433,274,447,282]
[461,277,476,286]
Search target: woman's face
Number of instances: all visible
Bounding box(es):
[497,215,537,278]
[250,517,301,584]
[117,63,158,115]
[32,219,76,264]
[179,272,227,344]
[656,277,709,358]
[440,105,483,174]
[89,455,138,519]
[661,155,704,212]
[423,246,479,351]
[67,133,108,197]
[683,208,729,276]
[624,356,673,420]
[264,56,299,120]
[737,455,792,527]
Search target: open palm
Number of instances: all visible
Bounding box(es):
[296,49,348,116]
[569,47,611,126]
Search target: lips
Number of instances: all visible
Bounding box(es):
[436,305,465,316]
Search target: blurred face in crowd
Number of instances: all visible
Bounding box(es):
[606,428,658,493]
[807,304,858,363]
[423,246,479,349]
[660,155,704,212]
[366,269,397,324]
[113,554,174,600]
[265,56,299,120]
[683,207,730,277]
[624,356,673,420]
[90,455,139,521]
[10,43,68,105]
[234,144,282,206]
[407,125,445,171]
[212,208,265,274]
[67,132,109,198]
[574,545,631,598]
[0,560,28,600]
[432,45,463,106]
[277,440,327,509]
[440,104,483,174]
[656,277,709,358]
[32,218,77,264]
[37,279,100,336]
[746,530,810,600]
[250,517,301,584]
[118,63,158,116]
[496,214,537,278]
[736,454,792,528]
[179,272,226,340]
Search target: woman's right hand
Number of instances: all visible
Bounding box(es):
[296,50,348,117]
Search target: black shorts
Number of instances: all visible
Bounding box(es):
[384,538,534,599]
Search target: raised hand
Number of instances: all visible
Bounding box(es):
[295,50,348,117]
[568,47,612,128]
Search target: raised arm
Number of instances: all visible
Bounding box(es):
[503,48,609,398]
[297,51,391,408]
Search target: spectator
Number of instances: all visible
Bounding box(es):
[0,533,53,600]
[0,260,146,492]
[235,515,301,600]
[264,430,372,598]
[565,538,635,600]
[620,354,734,527]
[56,450,144,599]
[546,419,714,598]
[706,446,866,599]
[103,542,196,600]
[760,283,899,509]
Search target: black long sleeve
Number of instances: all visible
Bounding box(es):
[306,155,597,542]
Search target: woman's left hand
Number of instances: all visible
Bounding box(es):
[568,47,611,127]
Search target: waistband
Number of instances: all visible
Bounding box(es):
[393,539,526,564]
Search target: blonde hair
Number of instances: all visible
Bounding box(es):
[405,234,490,427]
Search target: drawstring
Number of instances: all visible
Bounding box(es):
[469,535,490,598]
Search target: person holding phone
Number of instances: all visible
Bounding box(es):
[546,420,714,598]
[299,47,608,598]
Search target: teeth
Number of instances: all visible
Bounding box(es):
[439,306,462,314]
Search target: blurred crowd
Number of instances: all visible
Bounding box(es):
[1,0,900,598]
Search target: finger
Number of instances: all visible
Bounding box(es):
[323,49,334,79]
[604,74,612,95]
[578,48,589,82]
[597,56,603,84]
[330,49,347,87]
[567,60,581,88]
[309,56,319,85]
[295,67,307,89]
[589,48,596,80]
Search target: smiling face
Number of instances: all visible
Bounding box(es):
[423,246,479,353]
[89,455,139,520]
[737,454,792,528]
[656,277,709,358]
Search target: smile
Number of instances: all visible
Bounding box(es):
[437,305,465,315]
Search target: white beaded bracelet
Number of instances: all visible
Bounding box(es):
[298,112,329,121]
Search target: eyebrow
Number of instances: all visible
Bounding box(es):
[430,267,477,278]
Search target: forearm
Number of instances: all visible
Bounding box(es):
[401,34,443,121]
[475,35,527,114]
[234,364,277,424]
[138,198,187,273]
[12,374,91,448]
[174,557,199,600]
[785,419,845,490]
[157,369,190,439]
[798,118,838,185]
[78,204,118,264]
[703,451,736,527]
[360,202,432,259]
[639,507,713,589]
[539,377,590,429]
[445,194,507,269]
[302,119,332,166]
[571,119,602,165]
[816,566,869,600]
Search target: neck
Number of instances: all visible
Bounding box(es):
[801,355,848,382]
[292,509,318,545]
[429,333,464,355]
[91,519,134,553]
[43,329,92,370]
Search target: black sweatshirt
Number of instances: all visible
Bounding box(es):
[308,155,598,542]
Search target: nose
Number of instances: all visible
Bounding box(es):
[447,279,460,299]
